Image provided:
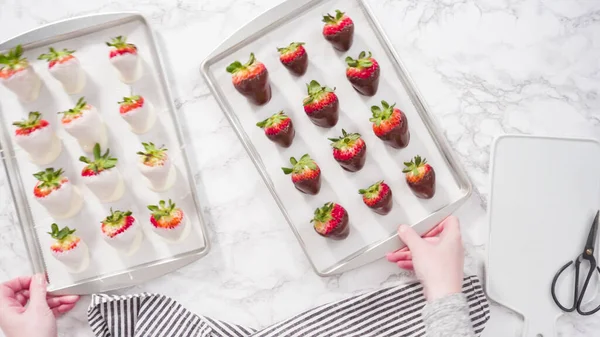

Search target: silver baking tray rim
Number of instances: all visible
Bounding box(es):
[202,0,472,276]
[0,12,210,295]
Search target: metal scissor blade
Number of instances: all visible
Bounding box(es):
[584,210,600,254]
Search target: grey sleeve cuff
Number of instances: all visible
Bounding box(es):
[422,293,476,337]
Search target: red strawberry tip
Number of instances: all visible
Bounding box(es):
[276,42,305,55]
[345,51,373,68]
[59,97,88,118]
[322,9,345,24]
[0,44,27,71]
[12,111,46,131]
[106,36,133,49]
[33,167,65,189]
[403,155,428,176]
[370,100,396,124]
[147,199,177,221]
[38,47,75,63]
[303,80,335,106]
[281,154,317,175]
[103,208,133,226]
[79,143,118,175]
[256,111,289,129]
[328,129,362,149]
[358,180,384,195]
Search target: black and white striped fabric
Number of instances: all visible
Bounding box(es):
[88,275,489,337]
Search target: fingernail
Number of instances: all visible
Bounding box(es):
[35,274,46,286]
[398,225,408,233]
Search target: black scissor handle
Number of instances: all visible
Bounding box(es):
[551,260,579,312]
[576,261,600,316]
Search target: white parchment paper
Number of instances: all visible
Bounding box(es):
[0,18,206,290]
[206,0,466,273]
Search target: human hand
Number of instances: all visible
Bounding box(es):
[386,216,464,301]
[0,274,80,337]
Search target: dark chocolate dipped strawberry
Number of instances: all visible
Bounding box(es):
[403,155,435,199]
[359,181,393,215]
[322,10,355,52]
[311,202,349,240]
[328,129,367,172]
[370,100,410,149]
[277,42,308,76]
[282,154,321,195]
[256,111,295,147]
[345,51,380,96]
[303,80,339,128]
[226,53,271,105]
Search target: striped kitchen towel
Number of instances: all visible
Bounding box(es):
[87,275,489,337]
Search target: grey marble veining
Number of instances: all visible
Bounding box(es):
[0,0,599,336]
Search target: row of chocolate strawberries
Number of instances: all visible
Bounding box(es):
[0,37,142,102]
[32,142,175,219]
[225,9,368,107]
[282,154,435,240]
[47,199,187,274]
[13,95,155,165]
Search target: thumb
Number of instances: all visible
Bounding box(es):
[440,216,461,241]
[28,274,49,310]
[397,225,425,252]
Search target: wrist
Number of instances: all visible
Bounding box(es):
[424,282,462,301]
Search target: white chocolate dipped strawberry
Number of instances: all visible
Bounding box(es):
[38,47,86,94]
[106,36,142,83]
[119,95,156,134]
[48,223,89,273]
[33,168,82,218]
[12,111,61,164]
[0,45,41,102]
[137,142,176,191]
[79,143,124,203]
[59,97,107,153]
[148,199,188,242]
[101,209,142,254]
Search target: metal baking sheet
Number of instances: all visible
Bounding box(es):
[0,13,209,295]
[201,0,471,276]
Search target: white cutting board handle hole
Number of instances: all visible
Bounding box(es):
[523,320,555,337]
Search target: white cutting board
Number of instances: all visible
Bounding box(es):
[486,135,600,337]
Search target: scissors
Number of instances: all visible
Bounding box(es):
[551,210,600,315]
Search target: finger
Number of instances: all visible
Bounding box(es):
[423,223,444,238]
[397,225,426,253]
[396,261,414,270]
[0,277,32,310]
[52,303,77,317]
[440,216,461,240]
[15,292,28,306]
[28,274,49,310]
[389,236,441,256]
[386,250,412,262]
[423,237,440,245]
[47,295,80,309]
[2,276,32,293]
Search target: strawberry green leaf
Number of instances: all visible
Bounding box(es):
[93,143,101,160]
[226,61,242,73]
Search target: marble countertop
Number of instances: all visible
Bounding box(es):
[0,0,599,336]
